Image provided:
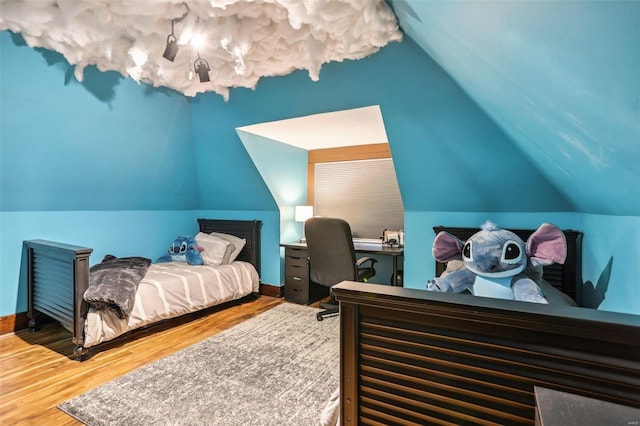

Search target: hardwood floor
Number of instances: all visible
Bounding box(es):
[0,296,283,425]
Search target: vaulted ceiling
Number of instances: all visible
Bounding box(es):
[392,0,639,216]
[237,0,639,216]
[1,0,637,216]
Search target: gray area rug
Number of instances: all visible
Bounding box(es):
[59,303,339,425]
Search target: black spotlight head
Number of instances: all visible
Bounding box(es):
[195,58,210,83]
[162,35,179,62]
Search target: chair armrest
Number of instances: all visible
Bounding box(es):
[356,256,378,267]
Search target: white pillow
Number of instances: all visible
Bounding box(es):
[209,232,246,263]
[195,232,231,266]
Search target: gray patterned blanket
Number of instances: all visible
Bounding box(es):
[84,255,151,319]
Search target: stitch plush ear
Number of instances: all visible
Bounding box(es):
[526,223,567,267]
[432,231,465,262]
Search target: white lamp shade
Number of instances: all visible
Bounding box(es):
[295,205,314,222]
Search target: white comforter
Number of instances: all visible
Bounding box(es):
[83,261,260,348]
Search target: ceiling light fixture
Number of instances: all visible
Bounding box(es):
[194,53,210,83]
[162,3,190,62]
[162,19,179,62]
[190,33,206,51]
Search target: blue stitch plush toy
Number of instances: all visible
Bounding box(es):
[157,236,204,265]
[426,221,567,303]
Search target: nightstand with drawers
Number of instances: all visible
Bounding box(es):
[281,243,329,305]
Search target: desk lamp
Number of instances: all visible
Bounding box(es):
[295,205,314,242]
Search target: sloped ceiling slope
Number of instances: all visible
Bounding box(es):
[393,0,640,216]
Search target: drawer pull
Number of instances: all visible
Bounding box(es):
[292,276,302,281]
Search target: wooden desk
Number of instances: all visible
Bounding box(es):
[352,241,404,287]
[280,241,404,304]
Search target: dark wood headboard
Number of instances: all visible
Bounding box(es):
[197,218,262,276]
[433,226,583,305]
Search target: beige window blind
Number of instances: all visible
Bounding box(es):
[314,158,404,238]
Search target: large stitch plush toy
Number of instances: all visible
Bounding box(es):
[426,221,566,303]
[157,236,204,265]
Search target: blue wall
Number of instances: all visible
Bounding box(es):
[1,25,638,318]
[395,0,640,216]
[237,131,307,243]
[0,31,281,316]
[0,33,197,212]
[238,132,308,285]
[578,214,640,314]
[189,34,578,290]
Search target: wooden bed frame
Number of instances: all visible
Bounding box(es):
[331,226,640,424]
[333,282,640,425]
[24,218,261,360]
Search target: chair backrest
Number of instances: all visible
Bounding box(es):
[305,217,358,287]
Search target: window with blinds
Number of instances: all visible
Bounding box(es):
[313,158,404,238]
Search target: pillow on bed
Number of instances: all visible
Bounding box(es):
[195,232,231,266]
[209,232,246,263]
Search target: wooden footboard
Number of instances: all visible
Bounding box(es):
[25,240,93,358]
[333,281,640,425]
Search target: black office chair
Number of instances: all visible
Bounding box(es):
[305,217,377,321]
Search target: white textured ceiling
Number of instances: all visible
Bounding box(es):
[0,0,402,100]
[237,105,388,150]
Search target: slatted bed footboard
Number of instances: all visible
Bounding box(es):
[25,239,93,357]
[333,282,640,425]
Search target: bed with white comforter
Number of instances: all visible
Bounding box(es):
[84,261,259,348]
[25,219,263,360]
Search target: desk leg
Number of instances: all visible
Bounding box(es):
[392,256,399,287]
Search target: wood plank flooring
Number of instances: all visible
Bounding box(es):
[0,296,283,425]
